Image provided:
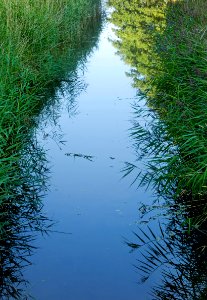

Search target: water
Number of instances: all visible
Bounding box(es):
[23,22,156,300]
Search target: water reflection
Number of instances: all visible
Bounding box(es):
[108,0,207,299]
[123,102,207,299]
[0,140,50,299]
[126,191,207,299]
[107,0,166,95]
[37,71,88,147]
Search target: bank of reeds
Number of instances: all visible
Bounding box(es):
[147,0,207,198]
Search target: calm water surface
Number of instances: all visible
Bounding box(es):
[25,21,156,300]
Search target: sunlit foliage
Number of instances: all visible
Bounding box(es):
[108,0,167,94]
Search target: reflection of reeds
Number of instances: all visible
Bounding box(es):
[0,140,51,299]
[126,196,207,300]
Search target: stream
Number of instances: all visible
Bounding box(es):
[23,18,156,300]
[1,2,206,300]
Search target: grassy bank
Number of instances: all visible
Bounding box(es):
[0,0,102,157]
[148,0,207,198]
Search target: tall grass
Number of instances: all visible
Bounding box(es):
[147,0,207,195]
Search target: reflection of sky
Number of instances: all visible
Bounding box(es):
[25,22,157,300]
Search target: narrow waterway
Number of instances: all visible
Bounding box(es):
[25,19,156,300]
[1,2,206,300]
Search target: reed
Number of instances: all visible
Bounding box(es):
[147,0,207,196]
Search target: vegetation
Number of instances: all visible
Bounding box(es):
[149,0,207,197]
[0,0,102,298]
[0,0,102,158]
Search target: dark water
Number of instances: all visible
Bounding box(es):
[23,22,157,300]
